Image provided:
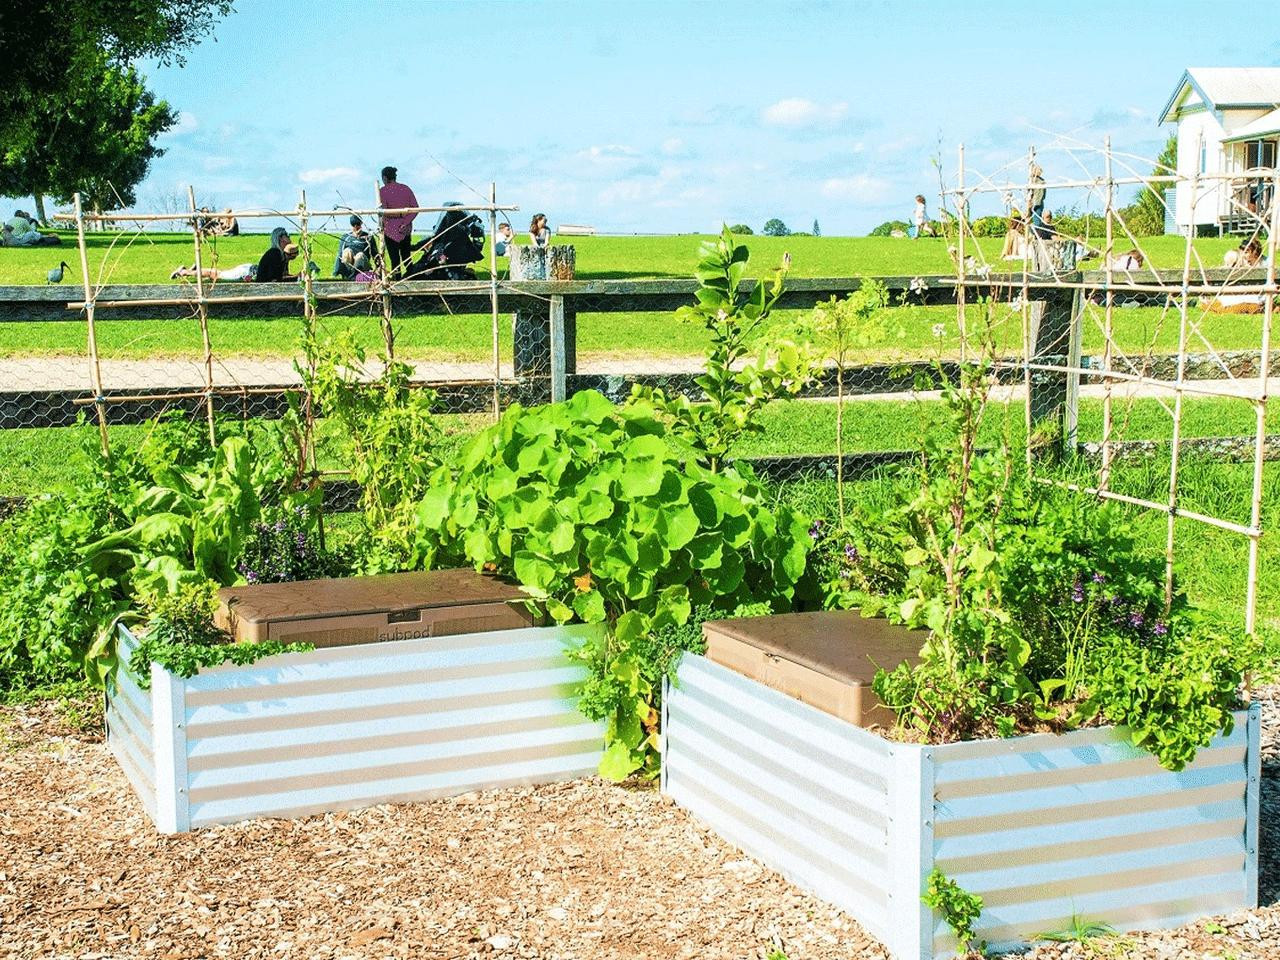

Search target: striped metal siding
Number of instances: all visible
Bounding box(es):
[663,656,897,945]
[930,706,1258,956]
[177,623,605,828]
[106,628,156,822]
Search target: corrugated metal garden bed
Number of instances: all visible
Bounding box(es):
[663,654,1261,960]
[107,622,605,833]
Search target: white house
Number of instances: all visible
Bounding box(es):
[1159,67,1280,234]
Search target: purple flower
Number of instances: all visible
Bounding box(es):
[1153,621,1168,636]
[1091,572,1106,584]
[808,519,824,541]
[844,543,860,564]
[1070,578,1085,603]
[1129,611,1145,630]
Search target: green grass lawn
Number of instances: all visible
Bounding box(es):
[0,232,1260,364]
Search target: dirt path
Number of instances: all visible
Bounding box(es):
[3,699,1280,960]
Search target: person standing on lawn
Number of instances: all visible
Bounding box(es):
[912,195,930,239]
[378,165,418,278]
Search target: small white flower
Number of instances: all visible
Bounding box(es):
[909,276,927,295]
[931,323,946,339]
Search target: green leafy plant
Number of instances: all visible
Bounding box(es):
[791,283,888,521]
[129,582,311,688]
[299,329,442,570]
[1033,913,1115,944]
[922,868,983,956]
[631,227,812,472]
[237,505,352,584]
[410,390,812,780]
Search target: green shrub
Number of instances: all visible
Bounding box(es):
[868,219,910,237]
[727,223,753,234]
[970,215,1007,237]
[410,389,812,779]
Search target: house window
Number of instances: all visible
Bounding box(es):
[1244,139,1276,169]
[1199,142,1207,173]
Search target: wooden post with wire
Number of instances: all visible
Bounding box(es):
[1244,170,1279,633]
[187,185,217,447]
[73,192,110,458]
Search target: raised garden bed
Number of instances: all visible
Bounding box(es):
[662,653,1261,959]
[106,621,605,833]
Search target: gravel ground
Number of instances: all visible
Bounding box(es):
[2,695,1279,960]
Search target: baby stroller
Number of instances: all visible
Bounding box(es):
[406,203,486,280]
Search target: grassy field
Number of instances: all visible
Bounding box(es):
[0,230,1245,287]
[0,232,1260,366]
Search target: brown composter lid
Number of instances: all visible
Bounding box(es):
[218,569,527,626]
[703,610,920,685]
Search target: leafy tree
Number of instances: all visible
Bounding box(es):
[0,0,228,151]
[727,223,753,234]
[0,56,176,217]
[1121,135,1176,237]
[812,219,821,236]
[761,217,790,237]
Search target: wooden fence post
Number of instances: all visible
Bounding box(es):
[1028,279,1078,461]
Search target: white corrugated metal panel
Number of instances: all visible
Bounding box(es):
[173,623,605,829]
[663,656,896,945]
[106,628,155,821]
[931,707,1256,957]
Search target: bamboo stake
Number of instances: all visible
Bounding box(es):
[188,186,217,448]
[374,179,396,359]
[956,144,967,362]
[489,182,501,420]
[1164,132,1202,612]
[1101,137,1116,490]
[1021,146,1035,473]
[1244,172,1279,632]
[73,193,110,458]
[298,191,323,537]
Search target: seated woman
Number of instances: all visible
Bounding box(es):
[213,208,239,236]
[2,210,60,246]
[1106,248,1144,271]
[1000,214,1028,260]
[1207,240,1269,313]
[529,212,550,248]
[333,215,377,279]
[170,228,297,282]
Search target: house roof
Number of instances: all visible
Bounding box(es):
[1221,106,1280,143]
[1160,67,1280,123]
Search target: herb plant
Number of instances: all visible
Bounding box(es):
[237,505,352,584]
[129,582,312,688]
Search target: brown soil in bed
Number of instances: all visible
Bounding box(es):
[3,695,1280,960]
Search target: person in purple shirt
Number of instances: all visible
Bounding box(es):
[378,165,418,278]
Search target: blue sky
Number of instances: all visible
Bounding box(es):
[45,2,1280,233]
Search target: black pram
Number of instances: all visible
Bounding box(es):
[406,203,486,280]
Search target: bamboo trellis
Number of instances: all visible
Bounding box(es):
[943,136,1278,632]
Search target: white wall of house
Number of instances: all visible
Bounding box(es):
[1174,109,1226,229]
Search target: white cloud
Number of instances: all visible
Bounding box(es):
[577,144,639,163]
[762,98,849,129]
[298,166,361,185]
[660,137,685,156]
[821,174,893,202]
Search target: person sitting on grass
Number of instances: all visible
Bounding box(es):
[333,214,377,279]
[212,208,239,236]
[529,212,550,248]
[2,210,60,246]
[170,228,298,282]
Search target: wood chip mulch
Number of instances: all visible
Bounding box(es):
[2,696,1279,960]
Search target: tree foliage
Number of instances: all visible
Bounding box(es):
[761,217,790,236]
[0,0,226,210]
[1121,134,1176,237]
[0,56,177,211]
